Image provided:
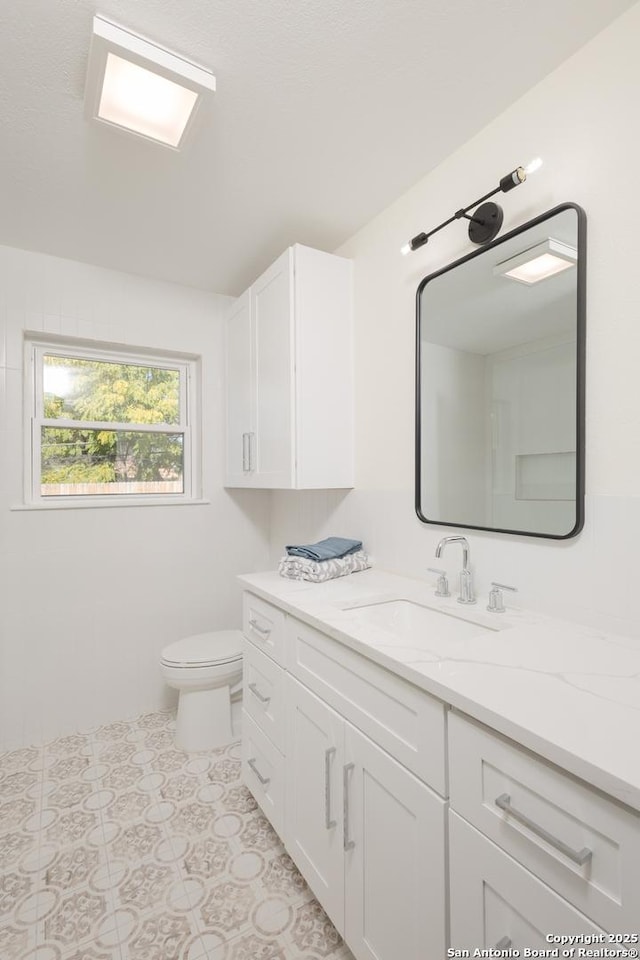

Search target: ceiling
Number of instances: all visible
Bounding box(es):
[0,1,634,296]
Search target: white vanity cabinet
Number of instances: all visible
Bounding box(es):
[240,579,640,957]
[284,614,447,957]
[448,711,640,947]
[241,591,447,960]
[225,244,353,489]
[285,674,446,959]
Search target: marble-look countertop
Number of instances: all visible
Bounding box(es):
[239,569,640,813]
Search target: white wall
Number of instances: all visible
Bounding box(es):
[0,247,271,751]
[270,3,639,639]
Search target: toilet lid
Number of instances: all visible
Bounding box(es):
[161,630,243,668]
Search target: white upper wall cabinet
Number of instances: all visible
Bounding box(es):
[225,244,354,489]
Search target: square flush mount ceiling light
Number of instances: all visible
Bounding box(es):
[493,238,577,285]
[85,16,216,149]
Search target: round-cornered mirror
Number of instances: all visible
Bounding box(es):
[416,202,586,539]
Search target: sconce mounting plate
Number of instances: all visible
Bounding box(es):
[468,202,504,244]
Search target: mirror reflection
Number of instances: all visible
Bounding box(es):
[416,204,585,539]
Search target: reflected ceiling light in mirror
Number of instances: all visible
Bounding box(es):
[85,16,216,149]
[493,238,577,284]
[400,158,543,255]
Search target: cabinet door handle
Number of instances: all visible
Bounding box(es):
[248,682,271,705]
[242,433,250,472]
[248,757,270,786]
[343,762,355,851]
[248,619,271,638]
[495,938,512,949]
[248,431,255,471]
[324,747,337,830]
[495,794,592,866]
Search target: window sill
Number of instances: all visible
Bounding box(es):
[12,498,211,511]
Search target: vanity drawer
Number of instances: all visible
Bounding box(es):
[242,709,284,836]
[449,711,640,932]
[286,616,446,794]
[243,637,285,752]
[242,592,286,665]
[449,811,606,948]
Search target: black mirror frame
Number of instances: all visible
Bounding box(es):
[415,201,587,540]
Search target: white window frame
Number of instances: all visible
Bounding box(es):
[25,336,201,507]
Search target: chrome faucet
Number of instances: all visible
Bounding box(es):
[434,536,476,604]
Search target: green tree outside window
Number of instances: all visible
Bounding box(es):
[42,356,183,486]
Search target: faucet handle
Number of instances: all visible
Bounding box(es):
[427,567,451,598]
[487,581,518,613]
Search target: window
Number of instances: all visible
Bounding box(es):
[27,338,199,504]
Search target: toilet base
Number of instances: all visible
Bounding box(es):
[175,685,233,752]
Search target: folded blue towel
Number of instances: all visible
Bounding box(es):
[285,536,363,562]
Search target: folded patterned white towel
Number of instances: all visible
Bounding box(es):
[278,550,371,583]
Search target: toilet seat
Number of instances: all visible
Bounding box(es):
[161,630,243,669]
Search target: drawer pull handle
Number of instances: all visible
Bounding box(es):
[248,619,271,638]
[495,938,512,949]
[343,762,355,851]
[248,682,271,705]
[325,747,337,830]
[248,757,270,787]
[495,793,592,866]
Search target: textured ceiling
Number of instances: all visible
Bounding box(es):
[0,0,635,294]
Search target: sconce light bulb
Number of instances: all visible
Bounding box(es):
[401,232,429,255]
[523,156,543,175]
[499,159,541,193]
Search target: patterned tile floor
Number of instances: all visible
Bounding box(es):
[0,712,355,960]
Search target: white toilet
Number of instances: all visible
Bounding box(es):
[160,630,243,752]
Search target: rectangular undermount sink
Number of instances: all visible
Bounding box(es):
[345,598,498,642]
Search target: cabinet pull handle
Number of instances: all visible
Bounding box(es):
[248,682,271,705]
[495,794,592,866]
[242,433,250,472]
[248,757,270,786]
[248,619,271,638]
[495,938,512,949]
[248,431,255,471]
[343,762,355,851]
[325,747,337,830]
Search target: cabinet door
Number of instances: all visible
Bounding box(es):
[344,723,446,960]
[285,675,345,933]
[252,248,295,487]
[225,289,254,485]
[449,812,607,950]
[293,244,354,489]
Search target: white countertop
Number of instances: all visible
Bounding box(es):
[239,568,640,813]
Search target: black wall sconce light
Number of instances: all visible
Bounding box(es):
[401,157,542,255]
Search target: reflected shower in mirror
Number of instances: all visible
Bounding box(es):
[416,203,585,539]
